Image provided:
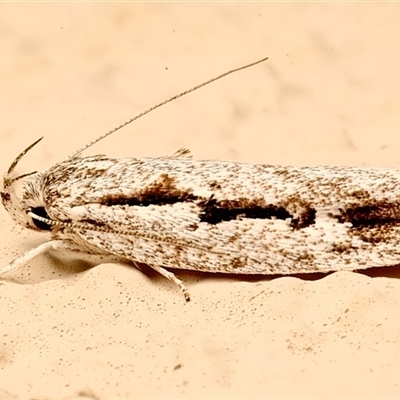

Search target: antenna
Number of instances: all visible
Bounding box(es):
[68,56,268,159]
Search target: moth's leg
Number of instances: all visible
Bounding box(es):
[146,263,191,302]
[0,239,83,276]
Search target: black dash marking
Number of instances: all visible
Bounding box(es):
[337,201,400,228]
[198,196,313,227]
[100,173,197,207]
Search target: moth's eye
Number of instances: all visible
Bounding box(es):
[30,206,52,231]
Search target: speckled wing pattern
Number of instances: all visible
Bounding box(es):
[39,152,400,275]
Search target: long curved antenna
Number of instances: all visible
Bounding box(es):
[68,56,268,159]
[3,137,43,188]
[6,137,43,175]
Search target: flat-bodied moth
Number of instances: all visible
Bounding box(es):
[2,56,399,301]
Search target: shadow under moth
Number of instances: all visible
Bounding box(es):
[2,56,399,301]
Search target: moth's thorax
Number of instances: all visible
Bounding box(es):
[1,171,48,231]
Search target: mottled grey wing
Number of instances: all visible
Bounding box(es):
[44,155,400,274]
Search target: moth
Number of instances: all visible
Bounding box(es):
[2,56,399,301]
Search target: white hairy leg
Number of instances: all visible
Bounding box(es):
[1,237,191,300]
[0,240,84,276]
[147,263,190,301]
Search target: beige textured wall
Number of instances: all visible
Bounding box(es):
[1,3,400,399]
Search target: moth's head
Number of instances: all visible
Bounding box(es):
[1,137,51,232]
